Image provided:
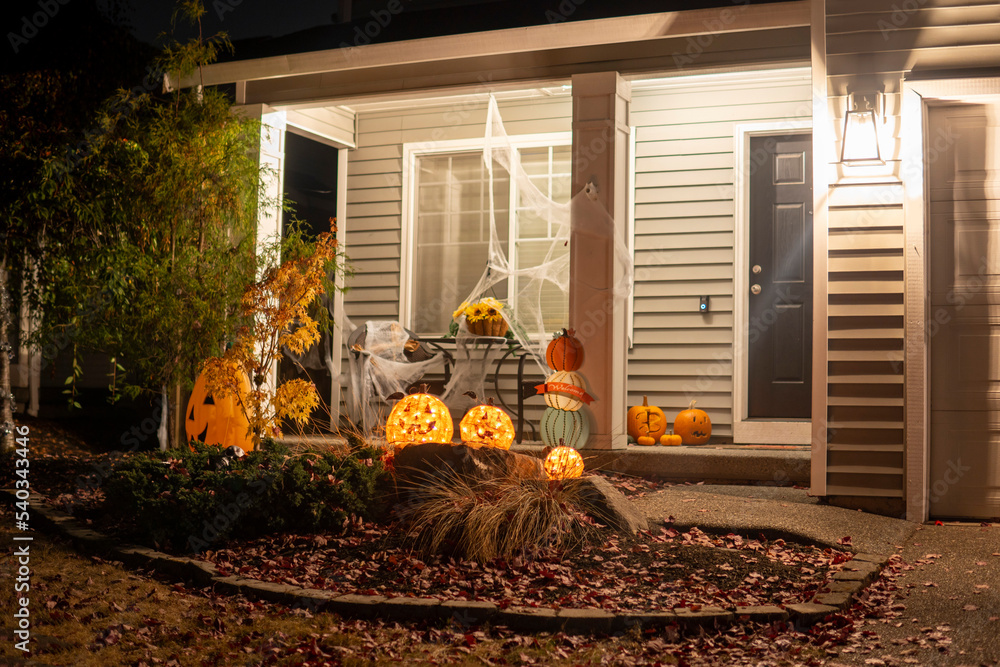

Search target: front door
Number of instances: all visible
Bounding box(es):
[928,102,1000,520]
[747,134,813,419]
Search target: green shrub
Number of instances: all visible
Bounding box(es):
[102,439,388,553]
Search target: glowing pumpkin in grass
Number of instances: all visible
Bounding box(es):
[386,387,453,448]
[540,407,590,449]
[185,370,253,451]
[626,396,667,446]
[674,400,711,445]
[459,397,514,450]
[544,446,585,480]
[546,328,584,372]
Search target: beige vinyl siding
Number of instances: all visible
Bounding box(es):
[818,0,1000,499]
[629,74,813,438]
[286,107,356,147]
[342,96,572,427]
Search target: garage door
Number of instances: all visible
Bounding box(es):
[929,101,1000,520]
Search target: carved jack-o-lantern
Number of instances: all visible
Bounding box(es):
[386,388,453,448]
[459,398,514,450]
[626,396,668,446]
[544,446,585,480]
[540,407,590,449]
[674,400,712,445]
[185,371,253,452]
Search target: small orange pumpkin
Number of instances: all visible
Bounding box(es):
[459,397,514,450]
[674,400,711,445]
[544,445,585,480]
[626,396,667,445]
[660,432,683,446]
[386,387,453,448]
[545,328,584,372]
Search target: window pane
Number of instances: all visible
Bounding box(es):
[520,147,550,176]
[413,152,509,333]
[516,240,570,332]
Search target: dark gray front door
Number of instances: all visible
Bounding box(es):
[748,134,813,419]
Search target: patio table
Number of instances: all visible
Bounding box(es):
[420,336,543,443]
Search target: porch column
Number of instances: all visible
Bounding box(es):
[569,72,631,450]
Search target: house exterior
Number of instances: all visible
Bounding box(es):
[170,0,1000,523]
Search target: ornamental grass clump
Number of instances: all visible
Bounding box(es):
[396,469,597,562]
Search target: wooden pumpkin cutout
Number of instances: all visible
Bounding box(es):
[459,394,514,450]
[674,400,711,445]
[386,385,454,448]
[185,371,253,451]
[545,328,584,372]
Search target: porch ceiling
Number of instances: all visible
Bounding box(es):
[171,2,810,105]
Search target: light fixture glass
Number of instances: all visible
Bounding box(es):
[841,92,884,164]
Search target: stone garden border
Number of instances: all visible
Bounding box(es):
[4,490,892,635]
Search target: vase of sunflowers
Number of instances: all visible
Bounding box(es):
[452,297,509,337]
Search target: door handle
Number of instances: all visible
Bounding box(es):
[751,284,761,295]
[752,264,762,274]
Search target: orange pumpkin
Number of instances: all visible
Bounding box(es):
[626,396,667,446]
[544,446,585,480]
[459,398,514,450]
[674,400,711,445]
[545,328,584,372]
[185,371,253,451]
[660,432,683,446]
[386,389,453,448]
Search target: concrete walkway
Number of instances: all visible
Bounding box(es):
[831,523,1000,666]
[632,484,917,556]
[633,484,1000,664]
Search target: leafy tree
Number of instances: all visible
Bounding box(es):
[202,225,339,449]
[0,4,155,451]
[24,1,274,450]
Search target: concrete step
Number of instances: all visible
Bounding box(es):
[514,443,811,486]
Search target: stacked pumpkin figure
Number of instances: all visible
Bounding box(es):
[537,330,593,472]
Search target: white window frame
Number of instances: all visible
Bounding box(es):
[400,132,572,334]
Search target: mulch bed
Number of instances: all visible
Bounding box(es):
[8,416,853,616]
[204,525,848,613]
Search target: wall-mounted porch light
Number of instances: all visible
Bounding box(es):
[840,91,885,164]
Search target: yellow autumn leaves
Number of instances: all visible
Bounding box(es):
[202,229,338,448]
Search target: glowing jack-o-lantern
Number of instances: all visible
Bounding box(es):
[544,446,585,480]
[386,388,453,448]
[185,371,253,452]
[459,398,514,449]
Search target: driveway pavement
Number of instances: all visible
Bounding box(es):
[831,523,1000,666]
[634,484,1000,665]
[633,484,916,555]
